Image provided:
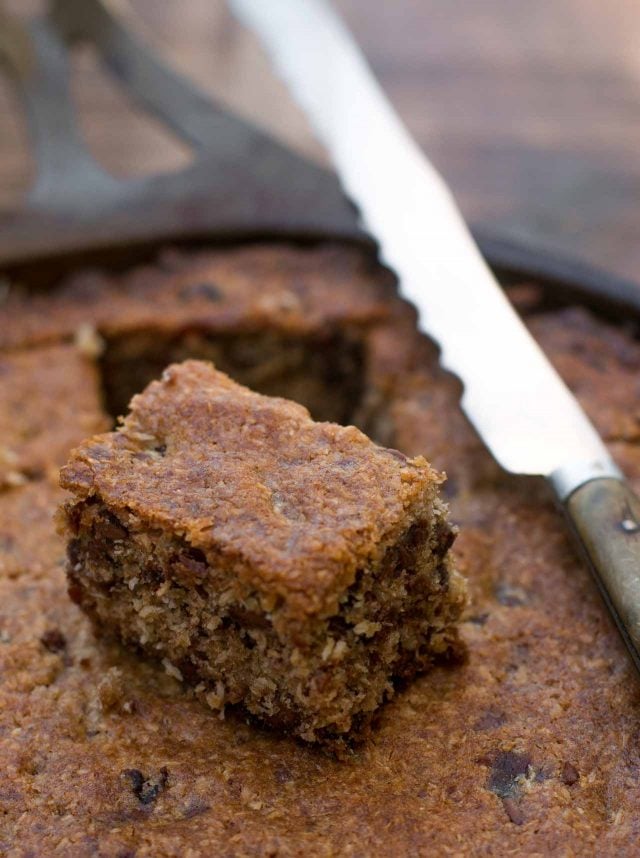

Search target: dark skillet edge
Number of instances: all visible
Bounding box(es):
[2,2,637,324]
[2,226,639,329]
[473,226,640,324]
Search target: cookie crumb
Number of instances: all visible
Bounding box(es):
[74,323,105,359]
[122,767,169,805]
[40,628,67,653]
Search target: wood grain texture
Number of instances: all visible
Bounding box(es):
[566,477,640,671]
[1,0,639,282]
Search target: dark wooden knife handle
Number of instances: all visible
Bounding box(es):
[564,477,640,671]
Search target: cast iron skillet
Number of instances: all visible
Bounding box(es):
[1,0,639,326]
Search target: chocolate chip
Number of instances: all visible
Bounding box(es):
[174,548,208,586]
[67,539,82,569]
[139,782,162,805]
[67,581,84,606]
[561,761,580,785]
[40,629,67,653]
[485,750,532,799]
[228,605,272,631]
[122,767,169,805]
[434,519,456,554]
[177,657,201,684]
[179,282,223,302]
[139,565,164,588]
[123,769,144,793]
[182,547,207,569]
[99,514,128,541]
[502,797,525,825]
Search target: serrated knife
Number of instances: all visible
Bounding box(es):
[230,0,640,671]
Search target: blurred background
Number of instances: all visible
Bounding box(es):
[1,0,639,281]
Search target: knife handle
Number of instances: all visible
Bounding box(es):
[562,476,640,671]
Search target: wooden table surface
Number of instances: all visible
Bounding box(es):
[1,0,639,284]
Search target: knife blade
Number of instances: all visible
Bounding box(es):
[230,0,640,671]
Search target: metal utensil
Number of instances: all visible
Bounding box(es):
[0,0,362,271]
[230,0,640,671]
[4,0,640,322]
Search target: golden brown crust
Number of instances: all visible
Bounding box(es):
[0,244,391,351]
[0,480,67,581]
[60,360,441,621]
[0,343,108,490]
[2,244,640,854]
[527,306,640,444]
[57,361,463,749]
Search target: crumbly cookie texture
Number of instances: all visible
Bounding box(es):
[0,343,108,490]
[58,360,466,752]
[3,243,640,855]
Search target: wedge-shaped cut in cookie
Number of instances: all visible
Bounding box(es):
[0,245,391,424]
[58,360,466,752]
